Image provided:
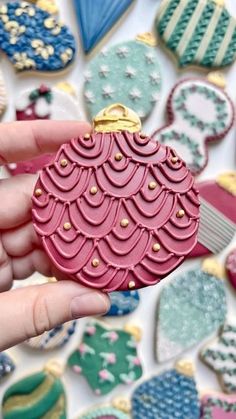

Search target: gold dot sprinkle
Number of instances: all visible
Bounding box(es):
[152,243,161,252]
[176,209,185,218]
[92,258,100,268]
[90,186,98,195]
[171,156,179,164]
[128,280,136,289]
[34,188,42,197]
[115,152,123,161]
[120,218,129,228]
[148,181,157,190]
[84,133,90,140]
[63,222,72,231]
[60,159,68,168]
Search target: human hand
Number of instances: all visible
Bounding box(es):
[0,120,110,351]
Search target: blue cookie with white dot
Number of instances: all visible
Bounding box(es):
[105,291,140,316]
[84,37,162,120]
[0,353,15,381]
[25,320,77,350]
[0,1,76,72]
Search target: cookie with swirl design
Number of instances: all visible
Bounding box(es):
[32,104,200,292]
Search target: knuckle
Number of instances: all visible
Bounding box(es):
[30,291,51,337]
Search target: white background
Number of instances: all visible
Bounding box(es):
[1,0,236,417]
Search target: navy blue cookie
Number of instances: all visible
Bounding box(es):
[0,353,15,380]
[106,291,140,316]
[0,2,76,72]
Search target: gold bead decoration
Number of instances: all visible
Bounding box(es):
[152,243,161,252]
[84,133,90,140]
[90,186,98,195]
[63,222,71,231]
[120,218,129,228]
[128,280,136,289]
[60,159,68,168]
[92,258,100,267]
[148,181,157,190]
[171,156,179,163]
[115,152,123,161]
[176,209,185,218]
[34,188,42,197]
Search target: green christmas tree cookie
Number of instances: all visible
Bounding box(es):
[68,320,143,395]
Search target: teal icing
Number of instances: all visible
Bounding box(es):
[79,406,129,419]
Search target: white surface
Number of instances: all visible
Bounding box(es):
[1,0,236,417]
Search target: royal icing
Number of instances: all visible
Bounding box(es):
[68,320,143,395]
[201,324,236,394]
[151,78,234,175]
[106,291,140,316]
[156,265,227,362]
[0,69,7,117]
[0,353,15,381]
[156,0,236,69]
[84,38,161,120]
[226,249,236,290]
[73,0,135,53]
[25,320,77,350]
[28,0,58,14]
[32,104,200,292]
[78,405,130,419]
[201,393,236,419]
[0,2,75,72]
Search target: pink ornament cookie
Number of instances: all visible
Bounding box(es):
[226,249,236,290]
[32,104,200,292]
[201,393,236,419]
[7,84,80,175]
[151,78,234,176]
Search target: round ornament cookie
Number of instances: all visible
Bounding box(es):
[201,393,236,419]
[156,259,227,363]
[0,353,15,381]
[32,104,200,292]
[7,83,80,176]
[151,77,234,175]
[226,248,236,290]
[105,291,140,316]
[25,320,77,351]
[84,34,161,120]
[156,0,236,70]
[78,401,130,419]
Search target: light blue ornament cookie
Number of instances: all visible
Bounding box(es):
[25,321,77,350]
[156,259,227,363]
[105,291,140,316]
[132,361,200,419]
[0,2,76,72]
[84,34,161,120]
[0,353,15,381]
[78,404,130,419]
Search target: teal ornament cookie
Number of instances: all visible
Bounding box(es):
[84,34,161,120]
[156,0,236,69]
[78,403,130,419]
[0,353,15,381]
[132,361,200,419]
[68,320,143,395]
[201,324,236,394]
[156,259,227,362]
[105,291,140,316]
[25,321,77,350]
[2,361,66,419]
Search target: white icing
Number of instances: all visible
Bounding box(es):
[25,108,33,116]
[157,327,183,362]
[8,163,17,170]
[15,91,31,111]
[35,97,51,118]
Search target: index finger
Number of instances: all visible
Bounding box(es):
[0,120,91,164]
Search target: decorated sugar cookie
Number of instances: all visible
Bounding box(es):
[7,83,80,176]
[156,0,236,70]
[190,172,236,257]
[201,393,236,419]
[0,2,75,73]
[28,0,58,14]
[151,78,234,175]
[84,34,161,120]
[201,324,236,394]
[0,69,7,118]
[73,0,135,54]
[106,291,140,316]
[0,353,15,381]
[32,104,200,292]
[2,361,66,418]
[78,398,131,419]
[68,320,143,395]
[25,320,77,351]
[226,249,236,290]
[156,259,227,363]
[132,360,200,419]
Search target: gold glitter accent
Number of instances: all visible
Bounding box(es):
[84,133,90,140]
[202,258,225,279]
[63,222,71,231]
[120,219,129,228]
[216,172,236,196]
[115,152,123,161]
[213,0,225,6]
[175,360,194,377]
[128,280,135,289]
[171,156,179,163]
[93,103,141,133]
[207,71,226,89]
[136,32,157,47]
[112,397,131,414]
[34,188,42,197]
[92,258,100,267]
[44,360,64,377]
[60,159,68,168]
[152,243,161,252]
[176,209,185,218]
[124,324,142,341]
[90,186,98,195]
[148,181,157,190]
[56,81,76,96]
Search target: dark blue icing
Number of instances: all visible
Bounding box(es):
[132,369,200,419]
[0,2,76,72]
[0,353,15,380]
[105,291,140,316]
[73,0,134,53]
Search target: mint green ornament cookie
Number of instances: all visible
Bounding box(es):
[156,259,227,363]
[156,0,236,69]
[84,34,161,120]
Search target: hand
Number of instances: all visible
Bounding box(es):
[0,120,110,351]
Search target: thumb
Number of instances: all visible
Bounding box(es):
[0,280,110,351]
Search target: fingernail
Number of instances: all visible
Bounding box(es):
[70,292,110,319]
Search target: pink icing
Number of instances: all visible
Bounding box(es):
[107,353,116,364]
[226,249,236,290]
[201,394,236,419]
[86,325,96,335]
[32,131,200,292]
[99,369,110,380]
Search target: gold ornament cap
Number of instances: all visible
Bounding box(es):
[44,360,64,377]
[207,71,226,89]
[175,360,194,377]
[216,172,236,196]
[93,103,141,133]
[124,323,142,342]
[56,81,77,97]
[136,32,157,47]
[112,396,131,413]
[202,258,225,279]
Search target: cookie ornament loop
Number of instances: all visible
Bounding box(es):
[32,103,200,292]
